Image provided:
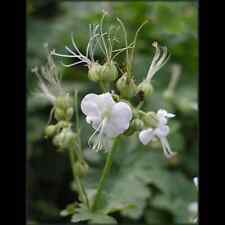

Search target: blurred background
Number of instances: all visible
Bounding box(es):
[27,1,198,224]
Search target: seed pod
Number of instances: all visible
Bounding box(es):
[116,73,137,98]
[88,63,102,82]
[100,61,118,82]
[137,81,154,100]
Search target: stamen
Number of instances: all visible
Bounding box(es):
[160,137,176,159]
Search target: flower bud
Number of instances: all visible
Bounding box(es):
[132,118,144,130]
[52,132,64,149]
[56,95,73,109]
[52,128,76,150]
[54,108,65,121]
[74,161,89,177]
[100,61,118,82]
[65,107,74,121]
[137,81,154,99]
[116,73,137,98]
[142,112,158,128]
[45,125,57,138]
[88,63,102,82]
[62,129,76,149]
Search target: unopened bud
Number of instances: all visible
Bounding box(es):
[88,63,102,82]
[65,107,74,121]
[45,125,57,138]
[137,81,154,99]
[54,108,65,121]
[142,111,158,128]
[100,61,118,82]
[116,73,137,98]
[74,161,89,177]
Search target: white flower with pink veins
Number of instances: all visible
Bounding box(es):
[81,92,132,151]
[139,109,176,158]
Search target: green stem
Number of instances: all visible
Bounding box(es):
[69,147,90,208]
[91,139,118,211]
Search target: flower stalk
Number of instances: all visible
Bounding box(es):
[91,138,118,211]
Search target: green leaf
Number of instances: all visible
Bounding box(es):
[71,206,117,224]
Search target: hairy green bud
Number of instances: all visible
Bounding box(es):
[116,73,137,98]
[45,125,57,138]
[52,128,76,150]
[137,81,154,99]
[100,61,118,82]
[142,111,158,128]
[74,161,89,177]
[88,63,102,82]
[54,108,65,121]
[54,95,74,121]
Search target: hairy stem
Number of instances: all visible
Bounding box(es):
[69,147,90,208]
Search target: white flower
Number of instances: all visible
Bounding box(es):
[81,92,132,151]
[139,109,176,158]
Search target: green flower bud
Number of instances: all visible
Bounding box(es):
[132,118,144,130]
[55,95,73,109]
[62,129,76,149]
[88,63,102,82]
[52,132,64,149]
[45,125,57,138]
[137,81,154,99]
[52,128,76,150]
[100,61,118,82]
[142,111,158,128]
[124,118,144,136]
[65,107,74,121]
[54,108,65,121]
[74,161,89,177]
[116,73,137,98]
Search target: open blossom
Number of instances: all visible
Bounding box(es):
[139,109,176,158]
[81,92,132,151]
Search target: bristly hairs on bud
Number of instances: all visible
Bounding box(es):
[51,24,100,68]
[32,44,65,105]
[145,41,170,83]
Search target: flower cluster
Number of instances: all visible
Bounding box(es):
[48,12,176,157]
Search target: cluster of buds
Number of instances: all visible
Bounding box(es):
[33,50,89,177]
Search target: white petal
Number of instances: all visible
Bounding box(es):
[193,177,198,188]
[155,125,170,138]
[156,109,168,119]
[98,92,115,112]
[104,102,132,137]
[166,112,175,118]
[160,137,176,158]
[81,94,101,119]
[139,128,155,145]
